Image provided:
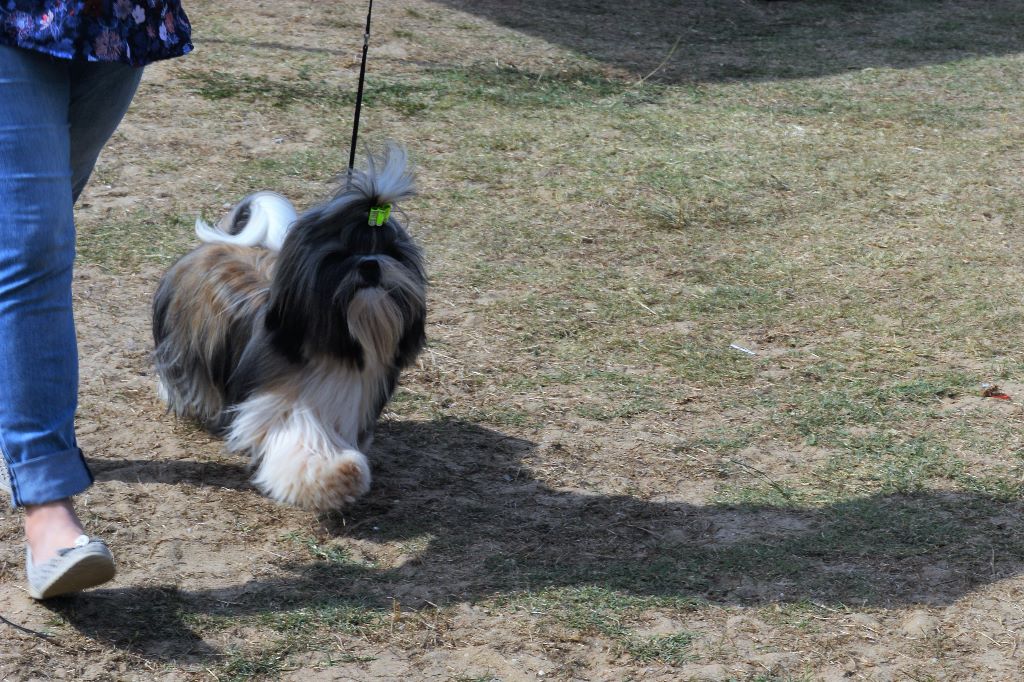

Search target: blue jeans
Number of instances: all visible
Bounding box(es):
[0,45,143,507]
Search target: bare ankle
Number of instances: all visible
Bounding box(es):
[24,499,87,564]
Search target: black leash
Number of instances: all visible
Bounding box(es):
[348,0,374,177]
[346,0,392,227]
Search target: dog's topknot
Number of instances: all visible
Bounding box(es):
[300,144,415,229]
[356,144,415,206]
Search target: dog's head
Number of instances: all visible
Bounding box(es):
[265,146,427,371]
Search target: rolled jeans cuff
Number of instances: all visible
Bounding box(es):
[7,446,93,507]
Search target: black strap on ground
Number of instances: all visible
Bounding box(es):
[348,0,374,176]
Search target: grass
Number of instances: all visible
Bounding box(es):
[182,63,664,116]
[221,647,288,681]
[76,209,195,272]
[285,532,360,565]
[57,0,1024,679]
[626,631,695,664]
[502,587,700,664]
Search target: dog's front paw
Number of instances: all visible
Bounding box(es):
[227,393,373,511]
[251,445,371,512]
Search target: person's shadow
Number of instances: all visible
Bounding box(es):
[426,0,1024,84]
[58,418,1024,662]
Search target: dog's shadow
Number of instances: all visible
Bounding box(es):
[60,418,1024,661]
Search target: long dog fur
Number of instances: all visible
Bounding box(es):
[153,147,426,510]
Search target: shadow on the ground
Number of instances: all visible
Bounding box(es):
[91,457,252,491]
[57,418,1024,660]
[426,0,1024,83]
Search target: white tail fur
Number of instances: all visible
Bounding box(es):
[195,191,298,251]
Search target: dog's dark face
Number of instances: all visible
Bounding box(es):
[264,197,427,372]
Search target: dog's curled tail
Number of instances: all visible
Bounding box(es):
[195,191,298,252]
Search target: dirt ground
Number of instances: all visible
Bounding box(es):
[6,268,1024,679]
[5,0,1024,680]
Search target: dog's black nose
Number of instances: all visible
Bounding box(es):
[358,258,381,286]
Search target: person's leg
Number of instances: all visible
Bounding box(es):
[0,46,88,565]
[0,47,84,505]
[0,47,142,571]
[25,61,144,567]
[30,59,141,598]
[68,59,143,202]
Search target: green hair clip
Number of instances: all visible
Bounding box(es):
[368,203,392,227]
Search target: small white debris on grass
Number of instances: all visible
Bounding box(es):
[729,343,757,356]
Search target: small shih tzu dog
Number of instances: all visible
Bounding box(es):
[152,146,426,511]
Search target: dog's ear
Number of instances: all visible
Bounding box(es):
[265,304,306,364]
[396,312,426,369]
[225,327,290,406]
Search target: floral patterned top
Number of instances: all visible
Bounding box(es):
[0,0,192,66]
